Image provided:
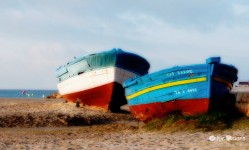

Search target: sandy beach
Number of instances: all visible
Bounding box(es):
[0,98,248,150]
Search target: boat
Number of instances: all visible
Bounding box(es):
[56,48,150,112]
[231,82,249,116]
[123,57,238,122]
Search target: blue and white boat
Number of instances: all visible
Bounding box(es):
[123,57,238,122]
[56,48,150,112]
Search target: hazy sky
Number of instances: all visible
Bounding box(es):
[1,0,249,89]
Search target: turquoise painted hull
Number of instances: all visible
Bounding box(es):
[123,57,238,122]
[125,64,210,105]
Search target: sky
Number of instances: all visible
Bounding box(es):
[0,0,249,90]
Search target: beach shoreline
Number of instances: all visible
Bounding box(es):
[0,98,248,149]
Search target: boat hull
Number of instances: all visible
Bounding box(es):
[57,67,136,111]
[56,49,150,111]
[232,85,249,116]
[63,82,126,111]
[129,98,209,122]
[124,57,238,122]
[235,93,249,116]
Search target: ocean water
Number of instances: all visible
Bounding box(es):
[0,89,57,99]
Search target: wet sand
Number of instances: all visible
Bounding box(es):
[0,98,248,150]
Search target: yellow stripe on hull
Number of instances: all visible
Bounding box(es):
[126,77,207,100]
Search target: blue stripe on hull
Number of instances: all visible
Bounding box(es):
[56,48,150,83]
[116,50,150,76]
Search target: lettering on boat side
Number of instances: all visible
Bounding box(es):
[174,88,197,95]
[126,77,206,100]
[167,70,193,77]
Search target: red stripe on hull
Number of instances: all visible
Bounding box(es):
[129,98,209,122]
[62,82,127,111]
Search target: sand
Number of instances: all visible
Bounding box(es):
[0,98,248,150]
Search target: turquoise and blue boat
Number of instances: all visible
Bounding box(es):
[123,57,238,122]
[56,48,150,112]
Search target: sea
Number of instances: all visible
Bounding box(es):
[0,89,57,99]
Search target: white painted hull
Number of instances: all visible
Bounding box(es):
[57,67,136,96]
